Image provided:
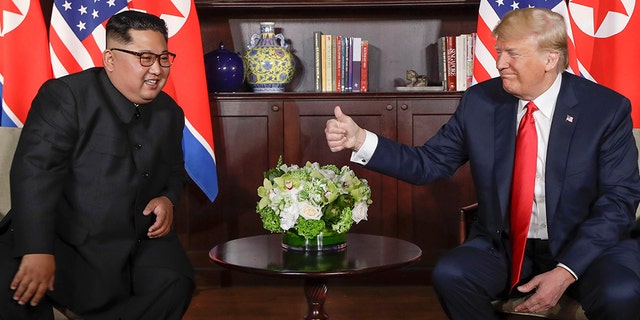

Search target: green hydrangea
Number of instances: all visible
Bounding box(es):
[257,156,372,238]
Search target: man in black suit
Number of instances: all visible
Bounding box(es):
[325,8,640,320]
[0,11,193,320]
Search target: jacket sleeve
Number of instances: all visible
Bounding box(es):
[10,79,79,256]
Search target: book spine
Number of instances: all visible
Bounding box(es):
[445,35,456,92]
[313,31,323,92]
[438,36,446,89]
[331,35,337,92]
[456,34,467,91]
[347,37,353,92]
[321,35,327,92]
[335,35,342,92]
[466,33,476,88]
[324,34,332,92]
[352,37,362,92]
[361,40,369,92]
[343,37,349,92]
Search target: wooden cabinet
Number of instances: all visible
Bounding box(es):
[178,1,481,287]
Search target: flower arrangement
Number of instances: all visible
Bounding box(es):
[257,157,372,240]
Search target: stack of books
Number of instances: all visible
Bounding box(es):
[437,33,476,92]
[313,32,369,93]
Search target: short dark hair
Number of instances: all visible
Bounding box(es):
[105,10,168,45]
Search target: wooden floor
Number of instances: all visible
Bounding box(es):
[183,285,448,320]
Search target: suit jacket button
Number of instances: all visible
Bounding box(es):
[142,171,150,178]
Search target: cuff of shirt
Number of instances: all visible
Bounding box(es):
[350,130,378,165]
[557,263,578,280]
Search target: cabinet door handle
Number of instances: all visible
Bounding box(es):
[386,104,394,111]
[271,105,280,112]
[401,104,408,110]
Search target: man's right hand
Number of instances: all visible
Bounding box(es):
[325,106,366,152]
[10,253,55,306]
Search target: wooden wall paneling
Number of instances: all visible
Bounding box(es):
[396,97,477,269]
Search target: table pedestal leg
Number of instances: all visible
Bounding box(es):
[304,278,328,320]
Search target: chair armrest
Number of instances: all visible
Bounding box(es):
[459,203,478,244]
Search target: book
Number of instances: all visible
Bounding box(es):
[321,34,327,92]
[437,36,447,89]
[313,31,323,92]
[346,37,353,92]
[456,34,467,91]
[331,35,337,92]
[335,35,343,92]
[352,37,362,92]
[466,33,476,89]
[360,40,369,92]
[445,35,456,92]
[342,36,348,92]
[324,34,332,92]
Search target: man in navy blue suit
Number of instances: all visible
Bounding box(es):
[325,8,640,320]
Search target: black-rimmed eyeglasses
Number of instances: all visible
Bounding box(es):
[110,48,176,67]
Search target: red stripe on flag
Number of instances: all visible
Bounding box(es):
[49,30,84,75]
[81,36,105,67]
[473,14,497,84]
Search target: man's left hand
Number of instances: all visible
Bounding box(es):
[143,196,174,238]
[513,266,576,313]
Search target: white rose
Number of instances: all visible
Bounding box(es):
[298,201,323,220]
[351,202,368,223]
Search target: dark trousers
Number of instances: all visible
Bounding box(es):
[431,236,640,320]
[0,231,193,320]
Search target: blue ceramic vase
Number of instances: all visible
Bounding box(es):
[204,42,245,92]
[243,22,296,93]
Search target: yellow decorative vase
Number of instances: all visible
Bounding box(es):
[243,22,296,92]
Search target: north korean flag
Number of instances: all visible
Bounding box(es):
[569,0,640,126]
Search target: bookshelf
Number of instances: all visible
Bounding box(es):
[182,0,481,287]
[196,0,480,93]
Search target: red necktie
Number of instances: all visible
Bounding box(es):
[509,101,538,289]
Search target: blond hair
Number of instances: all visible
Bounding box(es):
[493,8,569,71]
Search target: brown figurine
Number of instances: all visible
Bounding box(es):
[406,69,429,87]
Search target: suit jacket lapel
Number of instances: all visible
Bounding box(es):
[494,98,518,222]
[546,73,579,223]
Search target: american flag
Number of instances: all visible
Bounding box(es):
[49,0,219,201]
[50,0,128,77]
[473,0,579,84]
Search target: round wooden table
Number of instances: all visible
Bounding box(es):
[209,233,422,320]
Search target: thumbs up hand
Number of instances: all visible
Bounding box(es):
[325,106,366,152]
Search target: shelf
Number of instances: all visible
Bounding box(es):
[195,0,480,9]
[210,91,464,101]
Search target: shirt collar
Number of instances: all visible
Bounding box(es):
[518,73,562,119]
[98,69,145,123]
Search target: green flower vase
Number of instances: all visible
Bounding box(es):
[243,22,296,93]
[281,230,347,252]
